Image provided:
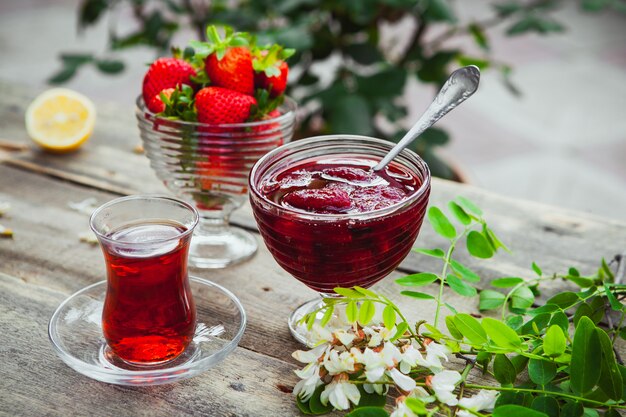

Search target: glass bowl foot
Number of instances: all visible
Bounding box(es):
[189,227,257,269]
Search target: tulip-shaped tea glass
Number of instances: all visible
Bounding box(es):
[136,97,296,269]
[249,135,431,345]
[90,195,199,365]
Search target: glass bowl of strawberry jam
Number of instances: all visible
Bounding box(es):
[248,135,431,345]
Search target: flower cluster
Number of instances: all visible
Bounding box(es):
[292,322,498,415]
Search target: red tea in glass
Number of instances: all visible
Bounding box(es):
[90,196,199,365]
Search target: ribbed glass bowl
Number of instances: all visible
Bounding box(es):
[136,96,296,268]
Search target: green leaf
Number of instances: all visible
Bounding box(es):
[466,230,494,259]
[456,196,483,216]
[344,42,383,65]
[564,274,594,288]
[602,258,615,280]
[492,405,549,417]
[510,355,529,374]
[448,201,471,225]
[604,410,622,417]
[358,300,375,325]
[345,406,389,417]
[479,290,506,310]
[543,325,567,358]
[493,353,517,385]
[296,395,313,414]
[320,305,334,327]
[396,273,438,287]
[520,313,552,336]
[596,328,623,400]
[413,248,445,258]
[532,262,543,276]
[390,322,409,341]
[309,384,334,414]
[581,0,611,12]
[570,317,602,395]
[405,397,427,414]
[549,311,569,332]
[531,396,559,417]
[511,286,534,309]
[492,277,524,288]
[453,313,488,345]
[334,287,363,298]
[95,59,125,74]
[545,292,580,309]
[446,315,464,339]
[354,286,379,299]
[450,259,481,282]
[355,385,387,408]
[482,317,523,349]
[48,67,78,84]
[485,227,509,252]
[469,23,489,51]
[446,275,477,297]
[427,206,456,239]
[560,402,584,417]
[604,284,623,311]
[528,359,557,385]
[328,95,373,136]
[346,301,358,323]
[582,409,600,417]
[422,0,457,23]
[400,291,435,300]
[573,302,593,327]
[456,55,491,70]
[382,305,396,330]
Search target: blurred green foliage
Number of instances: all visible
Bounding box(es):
[51,0,624,179]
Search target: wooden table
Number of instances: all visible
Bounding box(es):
[1,81,625,416]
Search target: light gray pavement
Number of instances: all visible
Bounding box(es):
[1,1,625,221]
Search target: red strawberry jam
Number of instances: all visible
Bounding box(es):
[251,153,430,293]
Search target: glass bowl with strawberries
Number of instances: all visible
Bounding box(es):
[136,26,297,269]
[249,135,431,345]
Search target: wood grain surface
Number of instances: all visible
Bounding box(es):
[1,80,625,416]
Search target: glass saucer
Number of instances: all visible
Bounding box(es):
[48,276,246,386]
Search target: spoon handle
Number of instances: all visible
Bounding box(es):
[373,65,480,172]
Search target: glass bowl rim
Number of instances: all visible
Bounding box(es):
[89,194,199,247]
[248,134,431,222]
[135,95,297,129]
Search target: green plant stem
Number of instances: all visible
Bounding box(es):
[452,383,626,410]
[612,310,626,344]
[434,235,461,328]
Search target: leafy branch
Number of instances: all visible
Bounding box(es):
[294,197,626,417]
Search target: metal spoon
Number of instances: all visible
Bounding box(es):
[373,65,481,172]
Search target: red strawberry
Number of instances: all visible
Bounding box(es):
[255,60,289,96]
[195,86,256,125]
[142,58,196,113]
[205,47,254,95]
[283,188,352,213]
[147,88,175,114]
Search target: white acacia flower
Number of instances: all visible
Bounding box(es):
[333,329,356,347]
[292,343,329,364]
[430,370,461,406]
[388,367,416,392]
[457,390,499,417]
[363,325,396,347]
[293,363,322,402]
[390,399,419,417]
[324,349,357,375]
[399,343,423,374]
[320,374,361,410]
[360,342,403,383]
[363,382,388,396]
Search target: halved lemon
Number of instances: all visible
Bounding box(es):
[25,88,96,152]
